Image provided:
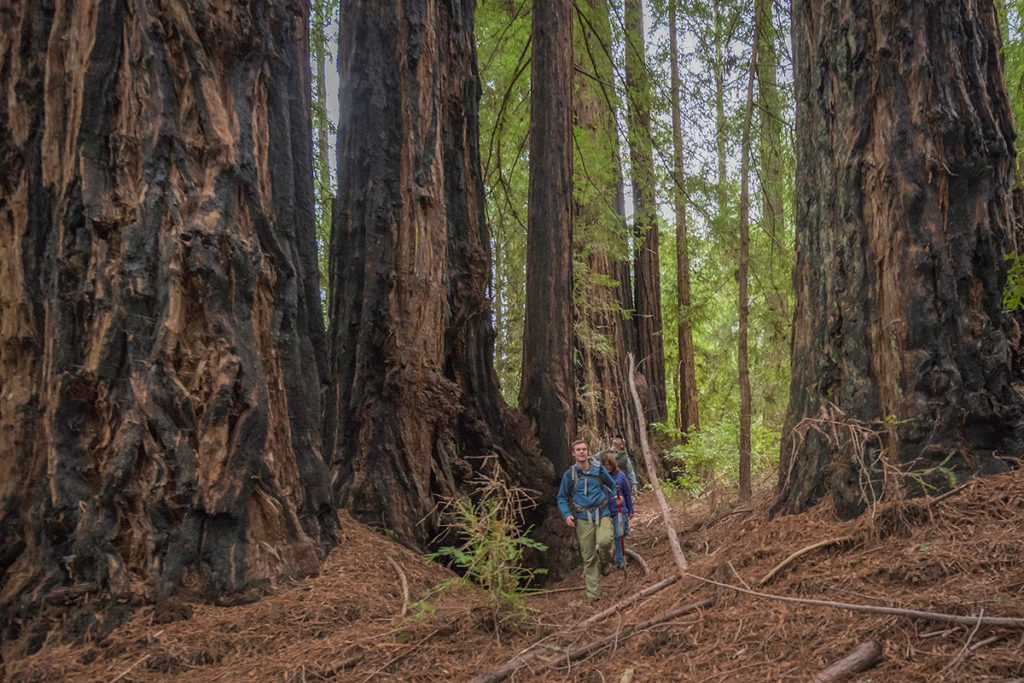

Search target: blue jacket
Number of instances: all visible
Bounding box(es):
[558,463,618,522]
[607,470,633,516]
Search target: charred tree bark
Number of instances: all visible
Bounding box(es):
[778,0,1024,516]
[669,0,700,437]
[520,0,576,470]
[624,0,668,425]
[573,0,643,451]
[327,1,548,549]
[0,0,334,649]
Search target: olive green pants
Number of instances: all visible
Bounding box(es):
[575,516,613,600]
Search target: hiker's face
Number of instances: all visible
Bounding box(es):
[573,442,589,464]
[612,439,624,451]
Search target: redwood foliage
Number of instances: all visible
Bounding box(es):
[778,0,1024,516]
[0,0,334,645]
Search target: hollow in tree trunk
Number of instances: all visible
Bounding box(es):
[778,0,1024,516]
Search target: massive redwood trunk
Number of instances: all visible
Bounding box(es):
[573,0,643,451]
[327,0,548,549]
[0,0,334,651]
[519,0,576,470]
[778,0,1024,516]
[624,0,668,425]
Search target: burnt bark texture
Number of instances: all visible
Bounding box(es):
[0,0,334,650]
[519,0,576,470]
[624,0,667,425]
[778,0,1024,516]
[573,0,644,452]
[327,0,549,549]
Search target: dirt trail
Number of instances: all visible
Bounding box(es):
[7,470,1024,681]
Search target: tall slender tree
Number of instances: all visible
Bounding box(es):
[327,0,546,548]
[737,0,762,502]
[778,0,1024,516]
[624,0,668,424]
[1,0,334,645]
[520,0,576,468]
[669,0,700,437]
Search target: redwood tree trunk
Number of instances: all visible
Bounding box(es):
[778,0,1024,516]
[624,0,667,425]
[327,0,547,548]
[0,0,333,649]
[573,0,643,451]
[520,0,576,470]
[669,0,700,437]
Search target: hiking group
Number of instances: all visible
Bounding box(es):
[557,436,638,600]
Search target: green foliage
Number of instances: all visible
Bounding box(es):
[657,418,781,496]
[1004,252,1024,311]
[427,469,546,632]
[999,1,1024,173]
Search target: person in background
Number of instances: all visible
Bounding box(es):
[601,452,633,569]
[597,435,638,496]
[557,439,618,600]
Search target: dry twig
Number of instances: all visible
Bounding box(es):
[758,537,853,586]
[387,557,410,618]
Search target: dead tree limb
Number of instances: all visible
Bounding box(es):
[810,640,882,682]
[625,548,650,574]
[758,537,852,586]
[541,598,716,675]
[626,353,688,576]
[470,576,684,683]
[692,573,1024,628]
[387,557,410,618]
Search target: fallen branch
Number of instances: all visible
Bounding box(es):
[627,353,688,576]
[577,575,680,629]
[690,572,1024,628]
[810,640,882,683]
[470,575,682,683]
[387,557,410,618]
[624,548,649,574]
[758,537,852,586]
[541,598,716,675]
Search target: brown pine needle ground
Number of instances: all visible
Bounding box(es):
[6,469,1024,681]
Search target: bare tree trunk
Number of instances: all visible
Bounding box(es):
[669,0,700,437]
[737,0,762,503]
[624,0,668,425]
[327,0,547,549]
[0,0,334,649]
[778,0,1024,516]
[520,0,576,470]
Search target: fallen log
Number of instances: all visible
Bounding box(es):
[810,640,882,682]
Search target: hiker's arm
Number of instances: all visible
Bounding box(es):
[622,476,634,515]
[557,472,574,526]
[618,454,634,491]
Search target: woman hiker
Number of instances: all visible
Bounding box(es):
[601,452,633,569]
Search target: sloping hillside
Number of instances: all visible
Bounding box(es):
[7,470,1024,681]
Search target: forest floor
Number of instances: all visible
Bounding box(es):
[7,468,1024,682]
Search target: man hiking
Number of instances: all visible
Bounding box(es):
[557,439,619,600]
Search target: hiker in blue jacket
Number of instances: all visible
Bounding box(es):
[558,438,619,600]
